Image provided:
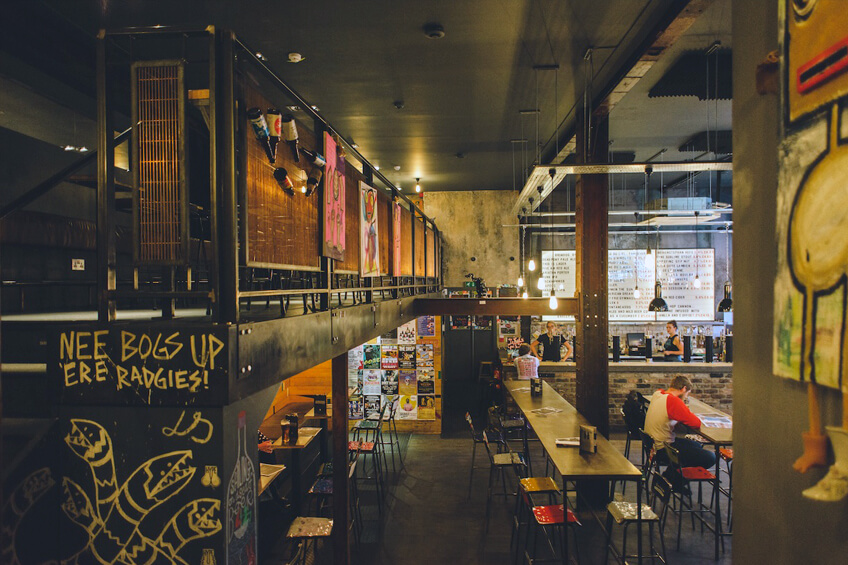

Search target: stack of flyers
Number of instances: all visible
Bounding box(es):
[381,345,399,369]
[381,370,399,395]
[398,346,416,369]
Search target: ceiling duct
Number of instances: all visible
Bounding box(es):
[648,49,732,100]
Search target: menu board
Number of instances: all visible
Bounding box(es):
[542,249,715,321]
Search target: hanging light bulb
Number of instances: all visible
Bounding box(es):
[645,246,653,267]
[537,276,545,290]
[522,290,529,299]
[549,289,558,310]
[528,258,536,272]
[633,286,641,299]
[415,178,421,193]
[558,283,564,291]
[517,275,524,287]
[693,274,702,289]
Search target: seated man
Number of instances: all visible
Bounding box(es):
[644,375,716,470]
[513,344,540,380]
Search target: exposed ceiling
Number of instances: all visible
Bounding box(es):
[4,0,732,199]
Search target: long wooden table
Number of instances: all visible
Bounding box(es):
[505,379,643,564]
[686,397,733,559]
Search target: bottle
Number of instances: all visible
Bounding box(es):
[281,114,300,162]
[266,108,282,161]
[299,147,326,168]
[226,411,256,565]
[246,108,274,163]
[273,167,295,195]
[305,167,322,197]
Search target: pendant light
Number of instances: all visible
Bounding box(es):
[518,219,526,288]
[633,212,641,299]
[649,225,668,311]
[536,186,545,290]
[693,210,702,289]
[718,223,733,312]
[546,169,558,310]
[415,178,422,193]
[527,197,536,272]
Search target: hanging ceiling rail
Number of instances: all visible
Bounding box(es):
[510,160,733,216]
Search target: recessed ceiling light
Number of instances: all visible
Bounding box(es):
[393,165,401,171]
[288,52,305,63]
[255,52,266,61]
[311,105,319,111]
[423,23,445,39]
[374,165,380,171]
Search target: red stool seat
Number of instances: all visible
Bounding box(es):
[532,504,581,526]
[349,440,375,452]
[719,448,734,461]
[681,466,716,481]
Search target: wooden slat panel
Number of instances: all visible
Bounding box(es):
[414,217,425,276]
[426,226,436,277]
[377,190,390,275]
[336,166,364,272]
[242,82,320,269]
[400,206,413,275]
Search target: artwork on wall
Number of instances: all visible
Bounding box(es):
[398,320,416,344]
[381,345,399,369]
[381,370,399,395]
[363,344,381,369]
[418,395,435,420]
[775,0,848,500]
[398,370,417,396]
[362,370,382,395]
[393,200,403,276]
[364,395,382,419]
[323,132,345,260]
[360,182,381,276]
[417,315,436,337]
[397,395,418,420]
[398,346,416,369]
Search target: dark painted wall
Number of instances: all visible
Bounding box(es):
[733,0,848,562]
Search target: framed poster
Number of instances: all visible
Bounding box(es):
[393,200,402,276]
[360,182,380,276]
[323,132,345,260]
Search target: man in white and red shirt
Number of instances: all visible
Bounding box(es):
[644,375,716,469]
[514,344,540,380]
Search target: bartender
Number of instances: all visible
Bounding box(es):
[531,321,574,362]
[662,320,684,361]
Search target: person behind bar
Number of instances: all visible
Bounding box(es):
[644,375,716,469]
[662,320,684,362]
[531,321,574,362]
[514,344,540,380]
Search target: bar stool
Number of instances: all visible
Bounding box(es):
[523,501,582,564]
[604,472,672,565]
[285,517,333,565]
[664,444,723,552]
[719,447,734,529]
[466,412,489,498]
[482,430,527,533]
[511,477,560,564]
[354,403,390,477]
[350,404,388,512]
[307,454,363,546]
[379,397,405,473]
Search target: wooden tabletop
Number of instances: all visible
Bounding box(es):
[687,397,733,445]
[505,380,641,480]
[305,407,332,420]
[271,426,322,450]
[258,463,287,494]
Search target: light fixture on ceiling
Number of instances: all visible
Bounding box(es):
[393,165,401,171]
[423,22,446,39]
[374,165,380,171]
[527,197,536,272]
[546,169,557,310]
[718,223,733,312]
[415,178,421,193]
[288,52,304,63]
[633,212,641,299]
[350,138,359,149]
[649,225,668,312]
[693,210,702,289]
[536,186,545,291]
[517,220,526,289]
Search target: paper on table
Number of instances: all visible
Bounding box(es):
[260,464,287,476]
[530,407,563,415]
[512,386,531,393]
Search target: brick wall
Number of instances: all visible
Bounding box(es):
[531,369,733,431]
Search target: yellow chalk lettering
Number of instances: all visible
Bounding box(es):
[78,361,92,384]
[138,334,153,359]
[190,334,206,368]
[121,331,138,362]
[75,331,92,360]
[116,365,129,390]
[163,331,183,359]
[188,369,202,392]
[60,332,74,361]
[154,368,167,389]
[174,370,188,389]
[207,334,225,370]
[95,360,108,382]
[131,365,143,386]
[63,362,78,387]
[93,330,108,360]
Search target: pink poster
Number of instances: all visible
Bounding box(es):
[360,182,380,276]
[323,132,345,260]
[393,200,402,276]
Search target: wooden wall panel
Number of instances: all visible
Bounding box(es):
[336,166,364,273]
[415,217,425,276]
[242,82,320,269]
[400,206,413,275]
[377,191,390,276]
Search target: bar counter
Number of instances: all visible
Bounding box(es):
[502,360,733,429]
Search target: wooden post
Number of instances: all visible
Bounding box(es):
[331,352,350,565]
[574,112,610,438]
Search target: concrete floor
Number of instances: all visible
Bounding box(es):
[269,432,732,564]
